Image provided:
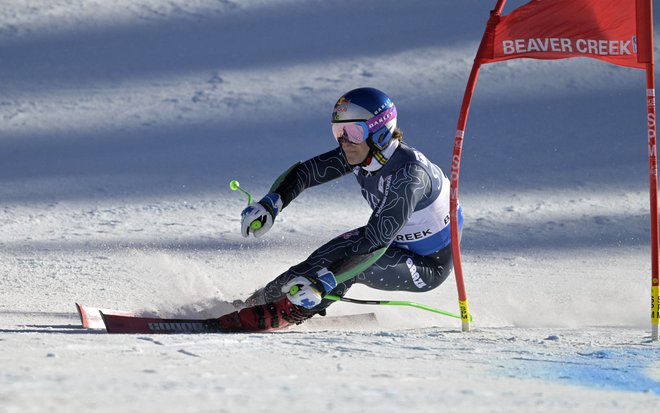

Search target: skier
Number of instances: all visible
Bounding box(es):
[218,87,463,331]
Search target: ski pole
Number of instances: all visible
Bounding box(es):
[324,294,473,321]
[229,180,254,204]
[324,248,473,320]
[229,180,262,231]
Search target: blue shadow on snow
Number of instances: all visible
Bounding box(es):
[508,347,660,395]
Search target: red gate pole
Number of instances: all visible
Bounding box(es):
[646,62,659,342]
[647,66,659,341]
[450,0,507,332]
[638,0,659,341]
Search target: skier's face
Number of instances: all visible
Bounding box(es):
[340,138,370,165]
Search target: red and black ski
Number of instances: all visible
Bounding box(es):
[101,312,227,334]
[99,311,378,334]
[76,303,136,329]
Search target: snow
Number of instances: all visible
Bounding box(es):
[0,0,659,411]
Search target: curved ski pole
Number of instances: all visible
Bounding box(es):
[229,180,262,231]
[229,180,254,204]
[324,294,473,321]
[326,248,472,320]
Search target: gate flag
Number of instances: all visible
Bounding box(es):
[448,0,657,339]
[478,0,654,69]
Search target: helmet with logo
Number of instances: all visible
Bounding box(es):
[331,87,398,151]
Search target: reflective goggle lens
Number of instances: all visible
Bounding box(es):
[331,122,368,144]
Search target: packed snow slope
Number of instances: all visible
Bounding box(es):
[1,1,659,412]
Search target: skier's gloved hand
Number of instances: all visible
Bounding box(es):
[240,193,283,238]
[282,268,337,310]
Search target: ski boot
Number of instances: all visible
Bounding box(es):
[218,295,316,332]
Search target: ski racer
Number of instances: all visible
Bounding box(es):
[218,87,464,331]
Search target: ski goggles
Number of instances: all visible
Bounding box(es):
[331,121,369,145]
[331,106,397,145]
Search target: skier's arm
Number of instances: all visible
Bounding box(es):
[241,147,352,237]
[269,147,352,208]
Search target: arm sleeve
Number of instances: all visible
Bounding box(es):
[271,147,352,208]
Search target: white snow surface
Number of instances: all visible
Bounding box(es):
[1,0,660,412]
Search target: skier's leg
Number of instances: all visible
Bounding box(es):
[241,230,368,308]
[223,235,454,331]
[223,231,370,330]
[349,243,454,292]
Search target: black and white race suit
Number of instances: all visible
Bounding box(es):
[260,141,464,310]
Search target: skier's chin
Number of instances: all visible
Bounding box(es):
[342,150,368,166]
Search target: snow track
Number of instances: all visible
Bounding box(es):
[1,0,659,411]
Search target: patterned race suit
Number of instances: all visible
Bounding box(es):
[258,142,464,311]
